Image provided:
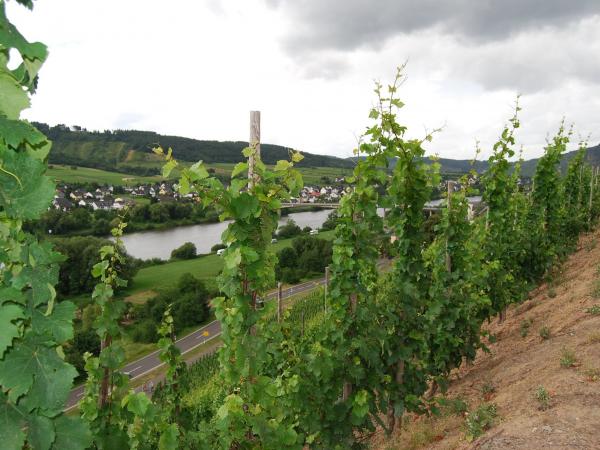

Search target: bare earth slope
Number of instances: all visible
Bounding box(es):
[374,230,600,450]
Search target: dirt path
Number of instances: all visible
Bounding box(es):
[373,230,600,450]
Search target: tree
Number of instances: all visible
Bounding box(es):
[277,219,302,239]
[171,242,197,259]
[53,236,138,295]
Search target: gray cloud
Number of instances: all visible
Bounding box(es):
[268,0,600,53]
[268,0,600,91]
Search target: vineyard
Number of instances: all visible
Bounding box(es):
[1,3,600,450]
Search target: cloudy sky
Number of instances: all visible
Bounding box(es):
[8,0,600,160]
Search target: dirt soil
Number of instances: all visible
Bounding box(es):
[372,230,600,450]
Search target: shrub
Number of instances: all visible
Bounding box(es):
[277,219,302,239]
[520,319,532,337]
[539,325,550,340]
[465,403,497,442]
[560,347,576,368]
[320,210,339,231]
[171,241,197,260]
[586,305,600,315]
[131,320,159,343]
[535,385,550,410]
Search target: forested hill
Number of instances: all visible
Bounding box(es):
[33,122,598,177]
[397,143,600,177]
[34,122,355,174]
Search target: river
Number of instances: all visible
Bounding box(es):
[119,209,333,260]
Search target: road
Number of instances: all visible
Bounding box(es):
[64,277,326,410]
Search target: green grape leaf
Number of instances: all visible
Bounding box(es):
[51,415,93,450]
[27,414,55,450]
[0,116,47,150]
[0,391,26,450]
[274,160,291,171]
[0,303,24,357]
[122,392,151,417]
[162,159,177,178]
[0,72,29,119]
[0,148,55,219]
[230,193,258,219]
[13,264,59,306]
[0,4,47,63]
[231,161,248,178]
[31,301,76,343]
[0,334,77,414]
[291,151,304,163]
[189,161,209,180]
[0,287,26,305]
[158,423,179,450]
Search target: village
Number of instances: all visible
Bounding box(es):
[50,181,351,212]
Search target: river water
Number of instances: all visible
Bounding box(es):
[120,209,333,260]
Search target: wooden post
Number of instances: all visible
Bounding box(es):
[589,167,595,226]
[248,111,261,189]
[342,292,358,402]
[445,181,454,273]
[324,266,330,313]
[277,281,283,323]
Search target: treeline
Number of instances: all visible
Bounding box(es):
[33,121,356,170]
[26,201,220,237]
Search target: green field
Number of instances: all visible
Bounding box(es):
[205,162,352,185]
[47,164,164,185]
[125,230,335,298]
[47,163,352,187]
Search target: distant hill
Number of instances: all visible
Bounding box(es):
[366,143,600,177]
[34,122,355,176]
[34,122,598,178]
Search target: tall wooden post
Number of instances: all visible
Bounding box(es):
[589,167,595,226]
[277,282,283,323]
[445,181,454,273]
[248,111,261,189]
[324,266,330,313]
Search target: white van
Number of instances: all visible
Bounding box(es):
[216,248,225,256]
[309,229,319,235]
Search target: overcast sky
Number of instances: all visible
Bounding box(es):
[8,0,600,160]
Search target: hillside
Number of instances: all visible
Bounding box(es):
[33,122,356,175]
[373,230,600,450]
[33,122,599,178]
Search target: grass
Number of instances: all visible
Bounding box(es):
[560,347,576,368]
[47,164,163,186]
[465,403,497,442]
[481,380,496,399]
[520,318,533,337]
[585,304,600,315]
[584,367,600,382]
[534,385,551,410]
[124,229,335,297]
[205,162,352,186]
[587,332,600,344]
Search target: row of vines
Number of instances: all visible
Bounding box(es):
[2,3,599,449]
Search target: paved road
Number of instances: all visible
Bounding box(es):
[64,277,327,410]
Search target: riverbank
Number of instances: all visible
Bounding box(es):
[123,229,336,300]
[119,208,334,259]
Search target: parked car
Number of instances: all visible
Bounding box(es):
[309,229,319,235]
[271,238,278,243]
[217,248,225,256]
